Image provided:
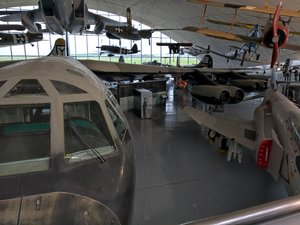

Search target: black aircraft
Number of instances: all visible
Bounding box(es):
[0,24,43,47]
[105,7,177,43]
[0,32,43,47]
[97,43,140,57]
[156,42,193,54]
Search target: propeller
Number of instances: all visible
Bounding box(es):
[270,1,282,68]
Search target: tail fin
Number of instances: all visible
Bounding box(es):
[131,43,138,53]
[47,38,66,56]
[126,7,132,28]
[197,54,213,68]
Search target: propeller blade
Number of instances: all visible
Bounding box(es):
[271,1,282,68]
[271,42,279,68]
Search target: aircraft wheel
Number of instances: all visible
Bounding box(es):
[218,137,229,153]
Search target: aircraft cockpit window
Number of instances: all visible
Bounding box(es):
[0,80,6,88]
[64,101,115,163]
[105,100,131,144]
[5,79,47,97]
[51,80,87,94]
[0,104,50,176]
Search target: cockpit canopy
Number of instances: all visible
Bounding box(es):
[0,57,130,176]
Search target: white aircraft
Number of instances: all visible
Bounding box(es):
[183,1,300,196]
[0,54,138,224]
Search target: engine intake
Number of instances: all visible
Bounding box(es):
[191,85,231,105]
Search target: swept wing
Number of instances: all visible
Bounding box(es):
[182,105,256,150]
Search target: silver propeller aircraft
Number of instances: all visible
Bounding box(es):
[183,1,300,196]
[0,0,125,35]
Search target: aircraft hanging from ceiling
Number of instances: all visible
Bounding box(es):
[0,32,43,47]
[104,7,177,43]
[0,24,43,47]
[206,19,300,36]
[183,0,300,53]
[183,1,300,196]
[156,42,193,54]
[181,45,210,57]
[97,43,140,57]
[196,24,263,66]
[0,0,126,35]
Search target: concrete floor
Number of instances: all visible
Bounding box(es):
[125,80,288,225]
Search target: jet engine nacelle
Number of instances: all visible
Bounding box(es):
[229,79,267,91]
[191,85,231,105]
[21,13,38,33]
[263,25,288,49]
[138,30,152,39]
[94,20,105,34]
[218,85,245,103]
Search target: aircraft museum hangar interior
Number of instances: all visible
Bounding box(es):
[1,0,300,225]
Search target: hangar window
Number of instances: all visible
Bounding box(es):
[5,79,48,97]
[64,101,115,163]
[106,100,131,144]
[0,104,50,176]
[51,80,87,94]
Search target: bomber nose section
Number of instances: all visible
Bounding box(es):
[0,192,121,225]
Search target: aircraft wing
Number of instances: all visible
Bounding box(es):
[87,11,126,27]
[209,49,267,64]
[0,9,43,22]
[79,60,194,75]
[182,105,256,150]
[0,32,43,47]
[184,27,300,51]
[187,0,300,18]
[207,19,300,36]
[183,27,263,44]
[0,24,25,31]
[156,42,193,47]
[283,43,300,51]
